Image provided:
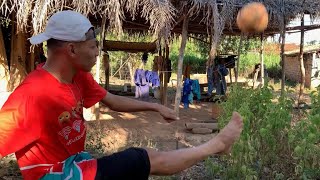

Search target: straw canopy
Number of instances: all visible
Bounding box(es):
[1,0,320,39]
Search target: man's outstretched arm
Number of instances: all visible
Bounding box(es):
[101,92,177,122]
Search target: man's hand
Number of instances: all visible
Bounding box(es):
[157,105,178,123]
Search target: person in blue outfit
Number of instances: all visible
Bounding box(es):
[213,58,229,95]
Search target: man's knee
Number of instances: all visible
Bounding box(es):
[146,149,173,175]
[95,147,150,180]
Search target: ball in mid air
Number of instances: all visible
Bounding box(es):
[236,2,269,33]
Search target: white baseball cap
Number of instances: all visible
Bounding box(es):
[30,10,94,45]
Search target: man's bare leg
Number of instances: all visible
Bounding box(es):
[148,112,243,176]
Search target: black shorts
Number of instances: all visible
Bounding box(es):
[95,147,151,180]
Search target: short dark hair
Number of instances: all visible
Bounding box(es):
[47,39,67,49]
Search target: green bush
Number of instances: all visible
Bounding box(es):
[205,85,320,179]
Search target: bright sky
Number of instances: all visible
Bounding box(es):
[268,15,320,44]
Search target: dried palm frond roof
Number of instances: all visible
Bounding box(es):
[172,0,320,35]
[1,0,320,40]
[0,0,176,39]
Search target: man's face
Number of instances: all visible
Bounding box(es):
[68,29,99,72]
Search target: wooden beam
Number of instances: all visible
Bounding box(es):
[286,23,320,32]
[171,15,185,30]
[103,40,157,53]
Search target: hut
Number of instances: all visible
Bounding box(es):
[284,45,320,88]
[1,0,320,114]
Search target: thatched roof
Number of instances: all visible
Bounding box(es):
[1,0,320,39]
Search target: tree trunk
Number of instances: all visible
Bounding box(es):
[298,15,305,104]
[174,15,189,116]
[260,34,265,87]
[127,58,135,86]
[8,23,28,91]
[235,34,244,83]
[0,27,9,92]
[209,41,217,67]
[280,18,286,95]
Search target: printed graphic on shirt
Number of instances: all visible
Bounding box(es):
[72,120,81,132]
[57,100,85,145]
[58,126,72,140]
[58,111,71,124]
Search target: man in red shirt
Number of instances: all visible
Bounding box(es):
[0,10,243,180]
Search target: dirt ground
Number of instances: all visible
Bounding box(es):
[0,92,219,180]
[86,99,219,180]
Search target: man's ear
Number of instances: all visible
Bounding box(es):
[66,43,76,57]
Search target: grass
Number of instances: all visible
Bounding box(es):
[239,52,281,77]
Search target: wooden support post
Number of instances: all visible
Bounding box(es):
[234,68,237,84]
[103,53,110,90]
[174,15,189,116]
[260,33,265,87]
[160,65,164,104]
[298,14,305,104]
[94,16,107,120]
[163,43,169,106]
[159,43,164,105]
[235,34,244,83]
[30,51,35,71]
[280,16,286,95]
[229,68,232,83]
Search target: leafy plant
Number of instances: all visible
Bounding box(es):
[206,84,320,179]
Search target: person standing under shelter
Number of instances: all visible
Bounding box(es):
[213,58,229,95]
[0,10,243,180]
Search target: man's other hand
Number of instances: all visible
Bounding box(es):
[157,105,178,123]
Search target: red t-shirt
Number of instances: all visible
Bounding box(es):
[0,64,107,180]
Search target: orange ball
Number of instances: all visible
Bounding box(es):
[236,2,269,33]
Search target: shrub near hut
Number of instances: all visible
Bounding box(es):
[205,85,320,179]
